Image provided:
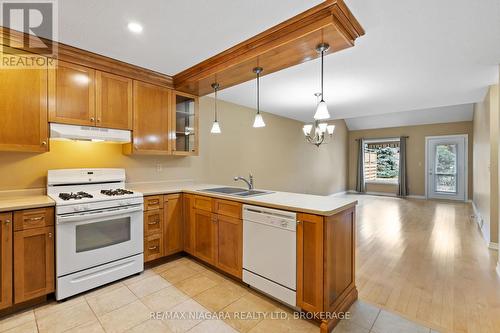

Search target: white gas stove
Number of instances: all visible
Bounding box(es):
[47,168,144,300]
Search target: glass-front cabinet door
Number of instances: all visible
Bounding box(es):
[171,91,198,156]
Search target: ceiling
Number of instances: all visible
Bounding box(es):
[57,0,500,128]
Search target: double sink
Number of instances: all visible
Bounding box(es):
[199,187,272,198]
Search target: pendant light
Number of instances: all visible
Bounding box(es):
[253,67,266,128]
[314,43,330,120]
[210,83,221,134]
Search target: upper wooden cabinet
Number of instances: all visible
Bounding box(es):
[0,213,13,310]
[48,61,133,130]
[95,71,133,130]
[0,53,49,152]
[127,81,171,155]
[172,91,198,156]
[48,61,96,126]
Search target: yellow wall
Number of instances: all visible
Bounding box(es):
[0,97,349,196]
[348,121,474,198]
[473,84,499,244]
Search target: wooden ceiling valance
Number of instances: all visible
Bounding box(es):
[1,0,364,95]
[173,0,365,96]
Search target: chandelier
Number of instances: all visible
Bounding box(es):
[303,93,335,147]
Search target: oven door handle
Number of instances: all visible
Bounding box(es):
[57,205,143,224]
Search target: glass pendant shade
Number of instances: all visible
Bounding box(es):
[210,120,221,134]
[253,113,265,128]
[318,122,328,133]
[302,124,313,136]
[327,124,335,135]
[314,100,330,120]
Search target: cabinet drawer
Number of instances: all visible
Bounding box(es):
[214,199,242,219]
[144,234,163,262]
[14,207,54,231]
[144,210,163,236]
[193,196,212,212]
[144,196,163,211]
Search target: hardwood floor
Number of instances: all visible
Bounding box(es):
[345,194,500,333]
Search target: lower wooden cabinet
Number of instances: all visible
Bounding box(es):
[144,234,163,262]
[183,194,195,255]
[164,194,183,256]
[14,226,55,303]
[0,213,13,310]
[193,208,217,265]
[216,215,242,278]
[296,213,324,313]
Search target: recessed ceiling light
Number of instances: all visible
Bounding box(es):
[127,22,143,34]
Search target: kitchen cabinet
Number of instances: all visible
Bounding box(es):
[193,208,217,265]
[14,226,55,303]
[296,208,357,332]
[48,61,96,126]
[49,61,133,131]
[188,195,242,278]
[183,194,195,255]
[95,71,133,130]
[126,81,171,155]
[144,234,163,262]
[296,213,324,313]
[215,214,242,278]
[0,53,49,152]
[164,194,183,256]
[0,213,13,310]
[171,91,198,156]
[144,209,163,237]
[143,195,164,263]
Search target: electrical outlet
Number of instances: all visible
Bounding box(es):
[156,163,162,173]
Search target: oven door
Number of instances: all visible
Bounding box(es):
[56,204,144,276]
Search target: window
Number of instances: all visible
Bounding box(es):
[364,140,400,184]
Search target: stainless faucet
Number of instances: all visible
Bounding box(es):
[234,174,254,190]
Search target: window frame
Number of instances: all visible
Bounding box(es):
[363,137,401,185]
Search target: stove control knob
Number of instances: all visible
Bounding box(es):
[83,205,89,210]
[74,206,83,212]
[119,201,126,206]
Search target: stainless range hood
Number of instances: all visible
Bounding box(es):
[50,123,131,143]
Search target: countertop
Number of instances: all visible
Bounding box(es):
[0,194,55,212]
[127,182,357,216]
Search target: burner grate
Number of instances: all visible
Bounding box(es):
[100,189,134,196]
[58,191,93,201]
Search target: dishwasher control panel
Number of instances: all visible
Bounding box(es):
[242,205,297,231]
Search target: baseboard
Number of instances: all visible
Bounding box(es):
[329,191,347,197]
[346,190,425,200]
[489,242,499,251]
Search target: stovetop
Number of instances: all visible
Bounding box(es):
[49,189,142,206]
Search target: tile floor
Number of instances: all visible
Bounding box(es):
[0,257,437,333]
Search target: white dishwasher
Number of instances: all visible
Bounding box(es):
[242,205,297,307]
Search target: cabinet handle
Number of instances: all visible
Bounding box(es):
[296,220,301,225]
[48,232,53,238]
[27,216,44,222]
[148,246,158,251]
[97,118,101,123]
[148,221,159,225]
[90,117,95,122]
[4,219,10,225]
[41,141,47,146]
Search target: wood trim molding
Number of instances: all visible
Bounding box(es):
[173,0,364,96]
[0,26,173,88]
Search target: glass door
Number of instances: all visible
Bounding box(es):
[426,135,467,201]
[172,91,198,155]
